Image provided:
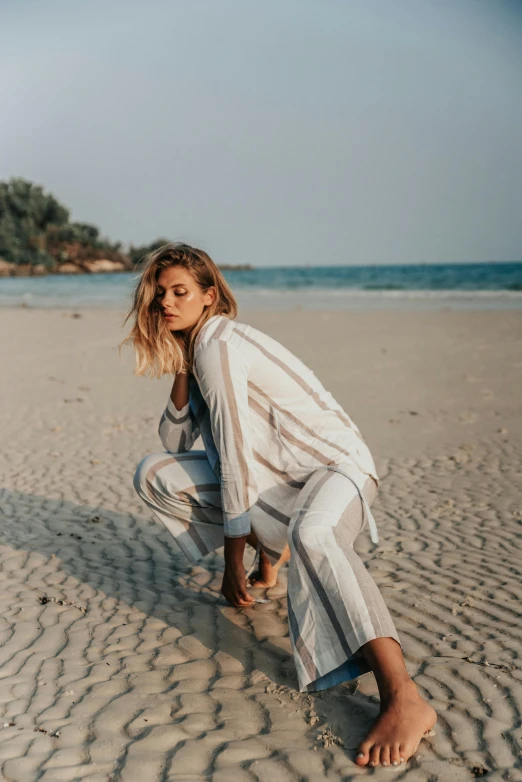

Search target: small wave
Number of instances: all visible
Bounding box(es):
[234,287,522,299]
[362,284,405,291]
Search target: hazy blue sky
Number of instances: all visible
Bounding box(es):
[1,0,521,266]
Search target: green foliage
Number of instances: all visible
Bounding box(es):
[0,177,128,269]
[0,178,70,265]
[55,222,101,247]
[0,177,234,274]
[129,238,171,265]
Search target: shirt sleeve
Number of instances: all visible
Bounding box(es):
[158,381,201,453]
[194,339,257,537]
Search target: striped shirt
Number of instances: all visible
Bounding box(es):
[158,313,380,540]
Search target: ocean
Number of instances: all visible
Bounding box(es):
[1,261,521,311]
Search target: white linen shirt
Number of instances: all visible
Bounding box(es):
[158,313,380,542]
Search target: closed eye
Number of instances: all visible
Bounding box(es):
[156,290,187,297]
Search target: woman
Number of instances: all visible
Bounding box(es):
[122,242,436,768]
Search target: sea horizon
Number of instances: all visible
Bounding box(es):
[1,260,521,311]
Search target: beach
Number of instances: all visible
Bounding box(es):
[0,304,521,781]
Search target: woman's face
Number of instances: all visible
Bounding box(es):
[155,266,216,333]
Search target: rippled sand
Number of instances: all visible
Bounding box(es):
[0,306,520,781]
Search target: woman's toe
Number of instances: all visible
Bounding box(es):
[354,742,372,766]
[399,742,415,763]
[380,744,391,767]
[369,745,382,766]
[390,743,402,766]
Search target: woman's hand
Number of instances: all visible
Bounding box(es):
[221,561,254,607]
[221,532,254,607]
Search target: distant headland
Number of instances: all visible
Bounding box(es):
[0,178,254,277]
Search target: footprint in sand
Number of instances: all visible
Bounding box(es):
[480,388,495,400]
[458,411,479,424]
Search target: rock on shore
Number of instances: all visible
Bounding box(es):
[0,258,128,276]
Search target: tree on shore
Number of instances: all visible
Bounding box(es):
[0,177,129,272]
[128,238,171,266]
[0,177,254,275]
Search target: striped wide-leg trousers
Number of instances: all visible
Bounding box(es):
[133,450,402,692]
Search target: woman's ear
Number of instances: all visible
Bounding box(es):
[205,286,217,307]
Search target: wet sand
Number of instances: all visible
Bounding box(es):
[0,306,521,781]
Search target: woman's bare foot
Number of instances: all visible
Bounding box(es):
[248,548,280,588]
[354,678,437,767]
[246,539,291,589]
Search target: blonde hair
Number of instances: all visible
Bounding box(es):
[119,242,238,378]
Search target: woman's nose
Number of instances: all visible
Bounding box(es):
[161,291,173,308]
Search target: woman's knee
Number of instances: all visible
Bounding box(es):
[289,522,328,557]
[133,452,164,498]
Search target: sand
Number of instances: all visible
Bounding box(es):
[0,305,521,781]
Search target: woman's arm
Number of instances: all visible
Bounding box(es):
[158,370,201,453]
[221,534,254,606]
[170,367,190,411]
[195,339,258,606]
[194,339,258,538]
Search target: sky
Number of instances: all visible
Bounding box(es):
[1,0,521,267]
